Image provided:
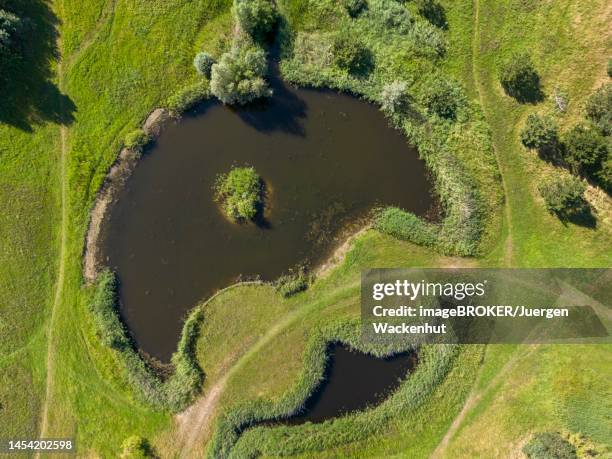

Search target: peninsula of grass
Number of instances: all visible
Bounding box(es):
[214,166,263,222]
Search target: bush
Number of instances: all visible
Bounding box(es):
[585,83,611,136]
[234,0,277,41]
[374,207,438,247]
[418,0,447,29]
[421,76,464,120]
[538,175,588,220]
[120,436,154,459]
[381,2,414,34]
[124,129,150,152]
[214,166,263,221]
[0,8,22,81]
[522,432,577,459]
[210,44,272,105]
[562,124,608,176]
[275,269,310,297]
[520,113,559,157]
[499,53,541,102]
[193,52,214,78]
[409,21,446,56]
[343,0,368,18]
[380,80,411,117]
[596,155,611,192]
[166,80,210,114]
[332,33,373,75]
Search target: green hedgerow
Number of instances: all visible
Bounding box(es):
[499,53,541,102]
[538,175,588,220]
[520,113,559,158]
[214,166,263,221]
[193,52,214,78]
[331,33,373,75]
[562,124,608,176]
[210,43,272,105]
[585,83,611,136]
[234,0,278,41]
[522,432,577,459]
[343,0,368,18]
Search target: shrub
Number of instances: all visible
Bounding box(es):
[499,53,541,102]
[0,9,21,54]
[409,21,446,56]
[124,129,150,152]
[381,2,414,34]
[421,76,464,120]
[275,269,310,297]
[520,113,559,157]
[418,0,447,29]
[234,0,277,41]
[538,175,588,220]
[596,155,611,192]
[608,58,612,78]
[120,436,154,459]
[380,80,411,117]
[166,80,210,114]
[585,83,611,136]
[214,166,263,221]
[343,0,368,18]
[562,124,608,176]
[193,52,214,78]
[210,44,272,105]
[522,432,577,459]
[331,33,373,75]
[374,207,437,247]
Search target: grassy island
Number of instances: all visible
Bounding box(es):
[214,166,263,221]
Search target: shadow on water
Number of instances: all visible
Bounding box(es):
[0,0,75,131]
[282,344,418,425]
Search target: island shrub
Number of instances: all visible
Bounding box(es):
[166,79,210,114]
[275,269,310,297]
[520,113,559,160]
[214,166,263,221]
[331,33,373,75]
[538,175,588,220]
[522,432,577,459]
[562,124,608,176]
[584,83,611,136]
[499,53,541,102]
[234,0,278,41]
[120,436,154,459]
[420,76,464,120]
[418,0,447,29]
[193,52,214,78]
[343,0,368,18]
[374,207,437,247]
[124,129,150,153]
[210,43,272,105]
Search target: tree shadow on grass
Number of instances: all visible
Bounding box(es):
[0,0,75,131]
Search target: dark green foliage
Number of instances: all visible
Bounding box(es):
[421,76,464,120]
[563,124,608,176]
[275,269,310,297]
[538,175,588,220]
[210,44,272,105]
[522,432,577,459]
[343,0,368,18]
[214,166,263,221]
[520,113,559,158]
[234,0,278,41]
[124,129,150,152]
[584,83,611,136]
[596,156,611,192]
[499,53,542,103]
[194,52,215,78]
[166,80,210,114]
[375,207,437,247]
[331,33,373,75]
[418,0,447,29]
[120,436,154,459]
[381,2,414,34]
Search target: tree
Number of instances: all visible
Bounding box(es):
[520,113,559,158]
[421,76,464,120]
[522,432,577,459]
[538,175,588,220]
[585,83,611,136]
[596,155,611,192]
[0,8,22,82]
[499,53,541,102]
[343,0,368,18]
[234,0,277,41]
[418,0,447,29]
[210,44,272,105]
[381,80,411,117]
[563,124,608,176]
[332,33,373,74]
[193,52,214,78]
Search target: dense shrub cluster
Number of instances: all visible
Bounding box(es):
[538,175,588,220]
[210,43,272,105]
[166,80,210,114]
[420,76,464,120]
[380,2,414,34]
[499,53,541,102]
[274,269,310,297]
[585,83,611,136]
[89,271,203,411]
[522,432,577,459]
[214,166,263,221]
[562,124,608,176]
[520,113,559,159]
[193,52,215,78]
[234,0,278,41]
[331,33,373,75]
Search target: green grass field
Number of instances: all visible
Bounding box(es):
[0,0,610,457]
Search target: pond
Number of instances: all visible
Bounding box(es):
[283,344,417,425]
[100,61,434,361]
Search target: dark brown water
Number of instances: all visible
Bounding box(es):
[100,73,433,361]
[285,345,417,424]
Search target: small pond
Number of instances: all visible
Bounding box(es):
[100,58,434,361]
[283,344,417,425]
